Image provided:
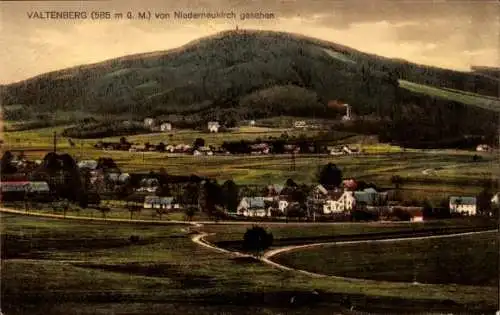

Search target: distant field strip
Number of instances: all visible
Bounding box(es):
[399,80,500,111]
[322,48,357,64]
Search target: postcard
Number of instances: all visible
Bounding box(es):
[1,1,499,314]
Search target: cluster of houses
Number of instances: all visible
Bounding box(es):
[233,183,492,221]
[2,154,497,222]
[94,138,363,157]
[143,118,221,133]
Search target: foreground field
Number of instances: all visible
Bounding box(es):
[203,217,497,245]
[274,231,499,287]
[1,213,498,314]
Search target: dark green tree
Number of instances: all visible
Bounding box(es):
[1,150,17,174]
[193,138,205,149]
[221,180,239,213]
[243,226,274,257]
[318,163,342,190]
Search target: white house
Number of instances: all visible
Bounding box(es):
[143,196,180,210]
[208,121,220,133]
[144,118,155,129]
[449,196,477,215]
[193,146,213,156]
[278,200,289,212]
[309,184,329,201]
[237,197,270,217]
[342,104,352,121]
[160,122,172,132]
[410,209,424,222]
[476,144,492,152]
[492,193,499,206]
[77,160,98,170]
[323,191,356,214]
[293,120,307,129]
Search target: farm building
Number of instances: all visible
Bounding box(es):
[144,118,156,129]
[237,197,270,217]
[207,121,220,133]
[0,181,51,201]
[476,144,492,152]
[492,193,499,206]
[143,196,180,210]
[77,160,98,170]
[323,191,355,214]
[293,120,307,129]
[449,196,477,215]
[160,122,172,132]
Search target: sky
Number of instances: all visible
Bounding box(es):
[1,0,499,84]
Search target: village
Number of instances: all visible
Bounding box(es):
[1,148,498,223]
[92,117,365,156]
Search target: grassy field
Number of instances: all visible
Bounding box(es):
[2,125,325,150]
[274,231,499,287]
[399,80,500,112]
[203,218,497,244]
[1,214,499,314]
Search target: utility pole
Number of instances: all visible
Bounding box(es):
[53,131,57,153]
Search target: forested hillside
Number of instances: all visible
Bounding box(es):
[2,30,499,147]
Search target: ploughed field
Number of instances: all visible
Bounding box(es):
[274,231,499,287]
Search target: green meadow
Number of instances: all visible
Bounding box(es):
[274,231,499,287]
[1,214,498,314]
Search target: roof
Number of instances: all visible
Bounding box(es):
[314,184,328,195]
[245,197,265,208]
[328,191,344,201]
[144,196,174,205]
[0,181,50,192]
[449,196,477,205]
[77,160,98,170]
[354,191,377,204]
[267,184,284,194]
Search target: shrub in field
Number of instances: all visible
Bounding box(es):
[243,226,273,257]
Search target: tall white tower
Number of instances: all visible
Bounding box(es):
[342,104,352,121]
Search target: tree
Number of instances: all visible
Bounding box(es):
[157,142,166,152]
[422,199,433,218]
[181,183,199,207]
[221,180,239,213]
[243,226,273,257]
[99,206,111,220]
[286,204,307,222]
[202,180,223,214]
[156,207,168,220]
[477,188,493,216]
[127,203,141,220]
[156,184,171,197]
[318,163,342,190]
[193,138,205,149]
[185,207,196,221]
[119,137,128,145]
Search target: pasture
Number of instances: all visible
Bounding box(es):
[1,214,499,314]
[274,231,499,287]
[398,80,500,112]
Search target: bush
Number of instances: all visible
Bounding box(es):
[242,226,273,256]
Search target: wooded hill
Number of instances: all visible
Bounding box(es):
[2,30,499,147]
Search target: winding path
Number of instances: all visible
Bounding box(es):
[2,206,497,282]
[192,228,499,281]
